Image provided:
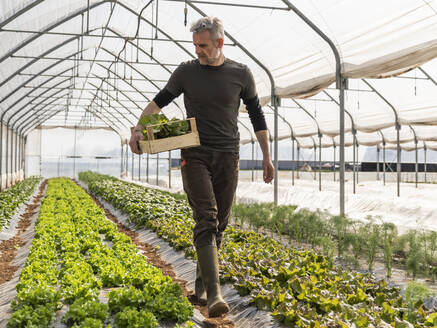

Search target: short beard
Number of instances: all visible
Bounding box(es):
[206,49,221,65]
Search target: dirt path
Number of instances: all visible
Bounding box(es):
[0,180,45,284]
[0,180,46,327]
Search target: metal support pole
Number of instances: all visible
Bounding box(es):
[168,151,171,189]
[9,129,12,185]
[20,135,23,179]
[58,156,61,177]
[120,143,123,177]
[377,147,380,181]
[318,134,322,191]
[20,136,24,179]
[15,133,18,182]
[73,125,77,178]
[251,141,255,182]
[356,144,359,184]
[139,154,141,181]
[281,0,345,215]
[11,131,14,183]
[291,138,295,186]
[131,152,134,180]
[353,133,356,194]
[156,153,159,186]
[6,128,12,187]
[396,124,401,197]
[313,146,317,180]
[23,137,27,179]
[39,128,42,177]
[297,147,300,179]
[6,126,9,187]
[125,144,128,178]
[11,130,15,183]
[146,153,149,183]
[339,80,346,214]
[383,143,386,185]
[18,136,21,180]
[424,146,427,183]
[273,97,279,205]
[0,122,3,191]
[415,141,418,188]
[333,145,336,181]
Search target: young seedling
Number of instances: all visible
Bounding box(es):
[360,218,380,272]
[381,222,397,278]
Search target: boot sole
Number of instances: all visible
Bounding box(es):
[208,302,230,317]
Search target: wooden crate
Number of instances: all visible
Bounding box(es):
[138,117,200,154]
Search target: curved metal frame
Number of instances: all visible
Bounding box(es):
[280,0,347,214]
[362,79,402,196]
[292,99,323,191]
[266,105,299,185]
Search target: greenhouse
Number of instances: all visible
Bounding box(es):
[1,0,437,327]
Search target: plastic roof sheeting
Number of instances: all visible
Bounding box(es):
[1,0,437,147]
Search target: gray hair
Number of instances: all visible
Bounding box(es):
[190,17,224,41]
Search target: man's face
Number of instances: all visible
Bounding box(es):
[193,30,223,65]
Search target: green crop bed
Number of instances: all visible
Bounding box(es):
[78,171,437,327]
[7,178,193,328]
[0,176,40,231]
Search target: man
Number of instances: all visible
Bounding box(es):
[129,17,274,317]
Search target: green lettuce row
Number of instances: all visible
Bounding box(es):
[8,178,193,328]
[8,181,61,327]
[79,171,437,328]
[0,176,41,231]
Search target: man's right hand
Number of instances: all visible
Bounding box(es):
[129,125,144,154]
[130,101,162,154]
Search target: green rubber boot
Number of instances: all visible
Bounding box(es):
[196,245,230,317]
[195,261,207,305]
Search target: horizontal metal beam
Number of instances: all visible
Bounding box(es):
[43,120,110,125]
[279,105,301,109]
[294,98,335,102]
[23,86,158,94]
[326,87,374,93]
[391,75,429,81]
[18,72,168,82]
[0,27,236,46]
[44,115,106,119]
[27,96,146,103]
[10,55,179,66]
[39,125,112,129]
[162,0,290,10]
[25,100,144,111]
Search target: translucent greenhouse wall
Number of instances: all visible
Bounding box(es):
[24,129,41,179]
[0,122,24,190]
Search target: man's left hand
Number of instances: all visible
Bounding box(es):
[262,158,274,183]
